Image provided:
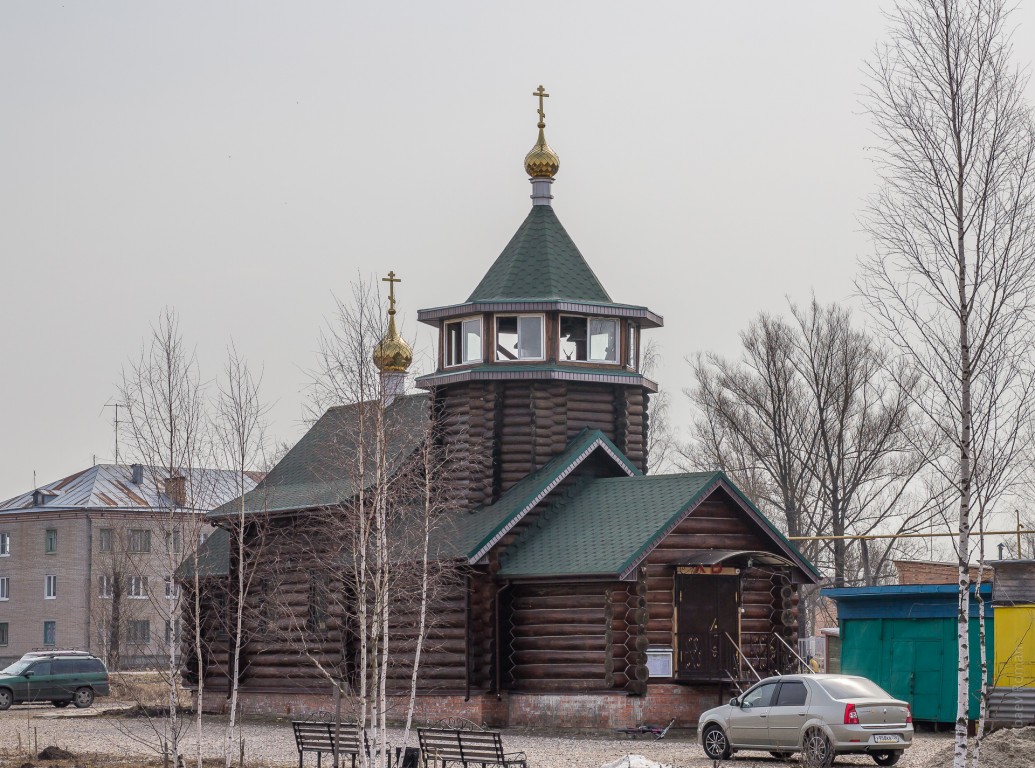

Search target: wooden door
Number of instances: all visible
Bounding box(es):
[675,574,739,680]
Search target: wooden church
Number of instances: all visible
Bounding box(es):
[188,88,820,728]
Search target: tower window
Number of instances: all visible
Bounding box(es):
[560,316,619,364]
[445,317,482,366]
[628,322,638,370]
[495,315,544,361]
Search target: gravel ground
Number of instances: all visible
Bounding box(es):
[0,704,956,768]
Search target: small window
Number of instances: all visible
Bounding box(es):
[166,529,182,555]
[307,571,328,633]
[165,619,181,644]
[0,577,8,600]
[128,576,149,599]
[164,577,179,599]
[741,681,778,709]
[559,316,619,363]
[199,531,209,545]
[74,658,104,674]
[99,529,113,552]
[45,529,57,554]
[776,681,808,707]
[53,659,74,674]
[495,315,545,361]
[128,529,151,553]
[0,532,10,556]
[445,317,482,366]
[627,323,637,370]
[127,620,150,645]
[43,621,56,647]
[45,574,56,599]
[0,622,7,646]
[99,575,112,599]
[30,660,52,675]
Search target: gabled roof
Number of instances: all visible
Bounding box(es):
[210,393,429,518]
[467,206,612,303]
[436,429,640,562]
[177,527,231,580]
[0,464,257,515]
[495,471,821,582]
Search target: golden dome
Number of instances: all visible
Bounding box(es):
[524,126,560,179]
[373,315,413,373]
[525,84,559,179]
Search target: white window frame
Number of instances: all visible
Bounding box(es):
[627,322,638,371]
[128,575,149,599]
[444,316,483,367]
[45,528,57,554]
[43,620,56,647]
[0,576,8,601]
[165,577,179,600]
[166,529,182,555]
[44,574,56,599]
[0,532,9,556]
[99,575,112,599]
[128,528,151,553]
[559,315,621,365]
[494,314,546,362]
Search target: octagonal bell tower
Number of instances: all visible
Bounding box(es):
[416,87,663,511]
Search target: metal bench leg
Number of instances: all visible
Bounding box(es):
[318,753,322,768]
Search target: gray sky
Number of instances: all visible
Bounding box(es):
[4,3,1035,502]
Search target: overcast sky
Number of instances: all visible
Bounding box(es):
[4,3,1035,509]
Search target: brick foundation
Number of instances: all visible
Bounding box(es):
[203,684,726,729]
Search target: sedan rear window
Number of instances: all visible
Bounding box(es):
[819,677,891,700]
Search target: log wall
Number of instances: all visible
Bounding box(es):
[436,382,651,509]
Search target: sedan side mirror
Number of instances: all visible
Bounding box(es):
[23,671,33,678]
[729,697,739,707]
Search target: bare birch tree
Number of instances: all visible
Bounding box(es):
[121,308,209,768]
[212,346,268,768]
[860,2,1035,763]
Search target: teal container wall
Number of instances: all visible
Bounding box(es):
[841,616,994,722]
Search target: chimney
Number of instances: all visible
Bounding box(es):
[131,464,144,485]
[164,475,187,508]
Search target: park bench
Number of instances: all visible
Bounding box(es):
[292,720,366,768]
[417,726,526,768]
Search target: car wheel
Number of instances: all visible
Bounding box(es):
[872,750,901,766]
[73,687,94,709]
[802,727,834,768]
[770,752,793,760]
[702,724,732,760]
[53,700,70,708]
[0,688,11,711]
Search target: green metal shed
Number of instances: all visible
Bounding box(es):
[823,584,994,723]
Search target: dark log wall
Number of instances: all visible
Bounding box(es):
[437,381,650,510]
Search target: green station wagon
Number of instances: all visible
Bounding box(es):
[0,651,110,709]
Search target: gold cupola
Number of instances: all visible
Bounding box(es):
[524,85,560,179]
[373,271,413,376]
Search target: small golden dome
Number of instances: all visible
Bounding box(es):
[525,127,560,179]
[373,315,413,373]
[525,84,559,179]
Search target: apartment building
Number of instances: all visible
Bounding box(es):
[0,463,258,666]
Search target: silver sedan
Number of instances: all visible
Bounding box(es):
[698,674,913,766]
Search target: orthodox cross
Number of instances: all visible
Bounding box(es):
[382,271,401,315]
[533,85,549,126]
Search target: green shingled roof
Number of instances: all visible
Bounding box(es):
[209,394,429,518]
[176,527,229,580]
[496,471,820,581]
[432,429,640,561]
[467,206,612,303]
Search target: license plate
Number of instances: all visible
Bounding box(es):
[873,735,900,744]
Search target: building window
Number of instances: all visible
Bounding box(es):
[0,577,8,600]
[165,619,180,644]
[0,532,9,556]
[99,528,113,552]
[45,529,57,554]
[128,529,151,553]
[495,315,545,361]
[559,316,619,363]
[445,317,482,366]
[199,531,209,545]
[164,577,179,600]
[166,529,182,555]
[627,322,638,370]
[0,622,7,646]
[99,575,112,599]
[43,621,56,647]
[127,620,150,645]
[306,571,328,633]
[128,576,149,599]
[44,575,56,599]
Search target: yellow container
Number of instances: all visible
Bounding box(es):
[994,606,1035,688]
